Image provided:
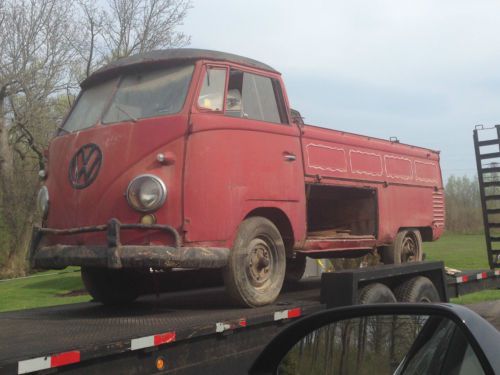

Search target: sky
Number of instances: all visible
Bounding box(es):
[181,0,500,179]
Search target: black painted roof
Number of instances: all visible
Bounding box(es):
[81,48,278,88]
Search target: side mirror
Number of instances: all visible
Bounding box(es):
[290,108,304,127]
[250,304,499,375]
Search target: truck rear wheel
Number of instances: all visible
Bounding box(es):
[223,217,286,307]
[394,276,440,302]
[358,283,397,304]
[285,254,306,283]
[81,267,140,305]
[381,229,422,265]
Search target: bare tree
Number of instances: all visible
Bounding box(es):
[74,0,192,80]
[0,0,193,276]
[0,0,77,276]
[104,0,191,60]
[0,0,76,168]
[71,0,107,80]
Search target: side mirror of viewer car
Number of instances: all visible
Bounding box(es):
[250,304,500,375]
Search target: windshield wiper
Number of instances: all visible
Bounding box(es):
[115,104,137,123]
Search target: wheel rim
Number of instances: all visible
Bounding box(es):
[246,237,275,289]
[401,232,420,262]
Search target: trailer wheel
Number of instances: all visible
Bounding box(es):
[358,283,396,305]
[394,276,440,302]
[381,229,422,264]
[285,254,306,283]
[358,283,397,304]
[223,217,286,307]
[81,267,140,305]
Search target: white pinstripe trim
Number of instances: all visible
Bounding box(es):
[349,149,383,176]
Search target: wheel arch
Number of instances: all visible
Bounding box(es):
[397,227,432,241]
[245,207,295,256]
[417,227,433,242]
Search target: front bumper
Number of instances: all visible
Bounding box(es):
[30,218,229,270]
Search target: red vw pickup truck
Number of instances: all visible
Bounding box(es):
[31,49,444,307]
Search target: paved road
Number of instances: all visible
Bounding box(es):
[467,300,500,330]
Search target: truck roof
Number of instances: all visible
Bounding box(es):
[81,48,278,88]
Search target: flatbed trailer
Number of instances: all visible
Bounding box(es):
[0,261,498,375]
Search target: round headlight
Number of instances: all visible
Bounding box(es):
[126,175,166,212]
[37,186,49,219]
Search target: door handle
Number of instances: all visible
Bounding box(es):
[283,153,296,162]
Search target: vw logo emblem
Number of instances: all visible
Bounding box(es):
[68,143,103,189]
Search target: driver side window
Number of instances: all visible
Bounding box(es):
[197,66,288,124]
[197,67,226,111]
[226,69,286,124]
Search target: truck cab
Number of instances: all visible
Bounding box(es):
[31,49,444,307]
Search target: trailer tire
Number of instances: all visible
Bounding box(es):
[381,229,422,264]
[358,283,397,304]
[223,217,286,307]
[394,276,440,302]
[285,254,306,283]
[81,267,140,305]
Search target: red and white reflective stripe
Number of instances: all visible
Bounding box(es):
[476,272,488,280]
[130,332,176,351]
[274,307,302,321]
[456,275,469,284]
[216,318,247,333]
[18,351,80,374]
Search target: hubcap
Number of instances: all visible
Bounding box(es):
[247,238,274,288]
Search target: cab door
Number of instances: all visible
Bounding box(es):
[183,64,306,244]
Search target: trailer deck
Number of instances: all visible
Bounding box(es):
[0,263,498,375]
[0,280,323,374]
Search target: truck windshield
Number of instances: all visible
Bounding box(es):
[63,78,117,133]
[61,64,194,132]
[102,64,194,124]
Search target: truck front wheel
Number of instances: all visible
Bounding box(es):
[223,217,286,307]
[381,229,422,265]
[81,267,140,305]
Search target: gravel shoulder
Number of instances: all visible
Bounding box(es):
[467,300,500,330]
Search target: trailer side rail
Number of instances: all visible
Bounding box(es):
[0,300,321,375]
[446,269,500,298]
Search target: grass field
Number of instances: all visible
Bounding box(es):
[424,233,500,304]
[0,233,498,312]
[424,233,490,270]
[0,268,89,312]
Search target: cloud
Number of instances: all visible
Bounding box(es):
[183,0,500,178]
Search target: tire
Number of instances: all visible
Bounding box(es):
[285,254,306,283]
[381,229,422,265]
[358,283,397,304]
[223,217,286,307]
[81,267,140,305]
[394,276,440,303]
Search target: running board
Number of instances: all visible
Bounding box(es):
[301,237,377,253]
